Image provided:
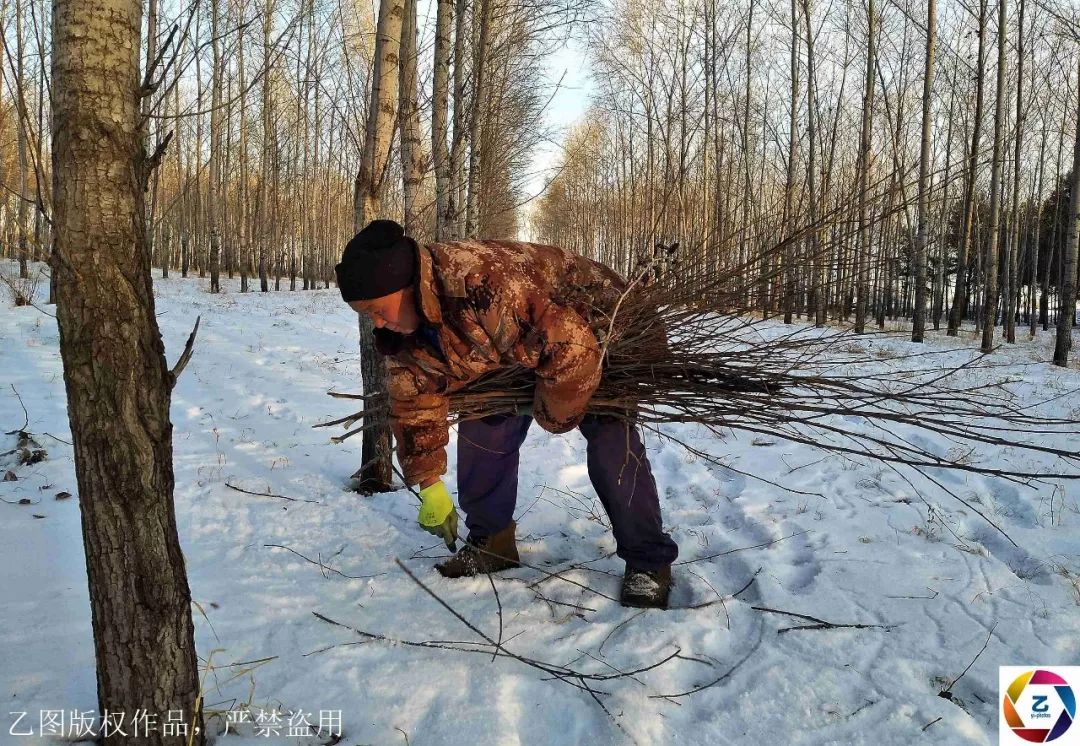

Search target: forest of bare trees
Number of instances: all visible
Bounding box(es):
[3,0,1080,359]
[530,0,1080,363]
[1,0,577,290]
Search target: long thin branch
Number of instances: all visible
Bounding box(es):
[169,315,200,389]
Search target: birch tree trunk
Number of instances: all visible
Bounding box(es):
[854,0,877,334]
[399,0,423,235]
[1030,108,1048,338]
[933,88,955,329]
[174,51,187,279]
[236,0,250,293]
[351,0,403,492]
[948,0,986,335]
[1054,57,1080,367]
[1043,99,1067,331]
[192,17,204,279]
[432,0,453,240]
[912,0,934,342]
[782,0,799,325]
[801,0,822,327]
[1004,0,1025,344]
[355,0,403,225]
[980,0,1006,353]
[208,0,223,293]
[51,0,204,738]
[16,0,29,279]
[448,0,467,239]
[465,0,492,238]
[258,0,275,292]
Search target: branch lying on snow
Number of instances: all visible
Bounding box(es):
[674,531,809,566]
[311,559,695,743]
[939,622,997,702]
[308,559,772,719]
[264,543,384,580]
[6,385,29,435]
[475,544,621,603]
[527,550,618,591]
[224,480,319,503]
[670,570,760,616]
[648,623,765,701]
[750,605,896,634]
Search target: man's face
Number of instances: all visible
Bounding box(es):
[348,286,420,334]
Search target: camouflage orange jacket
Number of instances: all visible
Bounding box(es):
[372,238,628,486]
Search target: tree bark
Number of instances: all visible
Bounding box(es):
[801,0,822,327]
[16,0,29,279]
[399,0,423,235]
[236,0,250,293]
[912,0,935,342]
[854,0,877,334]
[432,0,453,240]
[980,0,1006,353]
[465,0,492,238]
[207,0,223,293]
[51,0,204,738]
[355,0,403,227]
[1030,105,1048,338]
[448,0,468,239]
[1054,57,1080,367]
[1005,0,1026,343]
[948,0,987,335]
[782,0,799,325]
[258,0,275,292]
[351,0,404,493]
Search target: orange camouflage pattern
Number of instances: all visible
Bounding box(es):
[372,238,629,486]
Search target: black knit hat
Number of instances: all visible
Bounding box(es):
[335,219,416,302]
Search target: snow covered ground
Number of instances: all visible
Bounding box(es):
[2,263,1079,746]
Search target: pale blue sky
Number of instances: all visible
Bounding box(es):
[413,1,592,235]
[521,34,592,234]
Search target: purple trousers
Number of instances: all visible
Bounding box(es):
[456,413,678,571]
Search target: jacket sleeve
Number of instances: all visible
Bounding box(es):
[386,360,449,486]
[530,302,602,434]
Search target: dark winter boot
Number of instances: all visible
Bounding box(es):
[435,521,521,578]
[620,565,673,609]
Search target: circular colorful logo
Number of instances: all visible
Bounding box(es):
[1003,669,1077,742]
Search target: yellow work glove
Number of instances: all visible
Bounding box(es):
[418,480,459,550]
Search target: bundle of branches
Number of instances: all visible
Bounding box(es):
[329,277,1080,479]
[324,169,1080,536]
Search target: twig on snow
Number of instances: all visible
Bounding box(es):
[675,532,808,565]
[750,605,895,634]
[6,384,29,434]
[264,543,384,580]
[225,480,319,503]
[939,622,997,701]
